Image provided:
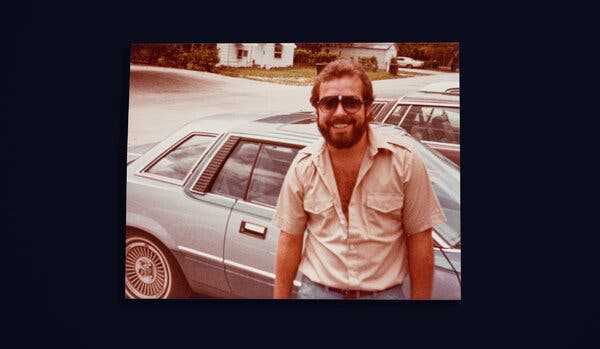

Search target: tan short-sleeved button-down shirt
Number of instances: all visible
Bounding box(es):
[272,128,446,291]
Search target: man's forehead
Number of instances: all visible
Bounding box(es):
[319,75,363,94]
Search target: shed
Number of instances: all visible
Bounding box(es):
[320,43,398,70]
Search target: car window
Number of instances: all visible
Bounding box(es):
[384,105,409,126]
[210,141,260,199]
[247,144,300,207]
[420,106,460,144]
[398,105,426,140]
[369,101,388,120]
[145,134,216,181]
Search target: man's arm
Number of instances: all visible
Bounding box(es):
[274,231,304,299]
[406,229,434,300]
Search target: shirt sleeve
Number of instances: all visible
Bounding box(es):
[401,151,446,235]
[271,157,308,235]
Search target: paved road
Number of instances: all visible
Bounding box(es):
[127,64,459,146]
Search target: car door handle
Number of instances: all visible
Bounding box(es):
[239,221,267,239]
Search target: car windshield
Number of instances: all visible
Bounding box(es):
[375,125,460,247]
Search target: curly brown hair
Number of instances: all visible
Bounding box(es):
[310,59,375,120]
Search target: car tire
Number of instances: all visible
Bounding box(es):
[407,64,413,68]
[125,230,191,299]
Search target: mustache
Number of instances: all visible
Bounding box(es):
[326,116,355,126]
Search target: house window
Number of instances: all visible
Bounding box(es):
[237,49,248,59]
[274,43,283,59]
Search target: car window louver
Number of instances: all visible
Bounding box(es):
[192,136,240,193]
[370,102,386,118]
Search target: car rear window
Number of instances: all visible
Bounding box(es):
[144,134,216,182]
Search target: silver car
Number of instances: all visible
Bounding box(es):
[125,112,461,299]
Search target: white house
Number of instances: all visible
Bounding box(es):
[320,43,398,70]
[216,43,296,69]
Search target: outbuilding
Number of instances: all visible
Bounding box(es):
[320,43,398,71]
[216,43,296,69]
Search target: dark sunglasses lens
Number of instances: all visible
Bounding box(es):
[318,96,363,113]
[341,96,362,112]
[320,96,339,112]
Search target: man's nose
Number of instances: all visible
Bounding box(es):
[333,99,346,115]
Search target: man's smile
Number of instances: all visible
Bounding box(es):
[331,122,352,129]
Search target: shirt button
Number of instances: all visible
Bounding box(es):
[340,218,346,225]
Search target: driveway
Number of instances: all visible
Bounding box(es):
[127,64,459,146]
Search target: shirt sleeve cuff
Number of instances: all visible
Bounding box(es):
[405,210,446,235]
[271,214,306,235]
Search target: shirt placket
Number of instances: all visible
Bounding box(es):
[313,150,353,288]
[316,146,378,290]
[347,149,376,289]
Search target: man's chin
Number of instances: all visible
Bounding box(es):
[326,129,365,149]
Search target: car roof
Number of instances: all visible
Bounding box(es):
[397,91,460,106]
[419,81,460,95]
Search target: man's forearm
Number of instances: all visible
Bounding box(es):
[274,231,303,298]
[407,229,434,300]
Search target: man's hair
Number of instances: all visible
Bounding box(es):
[309,59,375,119]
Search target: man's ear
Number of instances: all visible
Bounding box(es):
[365,103,374,122]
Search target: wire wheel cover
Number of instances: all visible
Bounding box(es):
[125,239,172,298]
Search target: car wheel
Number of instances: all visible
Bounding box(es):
[407,64,413,68]
[125,231,191,299]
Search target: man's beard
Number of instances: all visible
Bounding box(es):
[317,113,369,149]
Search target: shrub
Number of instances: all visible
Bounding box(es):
[313,52,339,63]
[186,45,220,72]
[293,49,313,65]
[293,50,339,66]
[131,44,219,72]
[358,56,378,72]
[424,59,439,69]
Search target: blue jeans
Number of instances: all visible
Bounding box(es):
[296,276,406,300]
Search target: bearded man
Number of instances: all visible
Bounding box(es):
[272,59,445,299]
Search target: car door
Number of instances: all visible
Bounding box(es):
[186,135,303,298]
[223,141,303,298]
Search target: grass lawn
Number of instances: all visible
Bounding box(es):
[214,65,429,86]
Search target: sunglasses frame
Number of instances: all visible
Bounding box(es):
[316,95,366,114]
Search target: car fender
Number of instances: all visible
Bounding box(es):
[126,212,178,250]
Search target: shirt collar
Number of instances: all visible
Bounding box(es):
[300,126,395,158]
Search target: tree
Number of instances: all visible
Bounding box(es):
[187,44,220,72]
[130,43,219,72]
[395,42,459,66]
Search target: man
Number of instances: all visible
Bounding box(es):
[272,59,445,299]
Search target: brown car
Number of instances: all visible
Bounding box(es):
[371,91,460,166]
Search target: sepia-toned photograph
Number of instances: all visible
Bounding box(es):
[125,42,461,300]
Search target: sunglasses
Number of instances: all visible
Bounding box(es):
[316,95,366,114]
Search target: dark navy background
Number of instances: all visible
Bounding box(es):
[6,3,575,348]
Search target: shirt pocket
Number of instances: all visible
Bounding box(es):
[365,192,404,236]
[303,196,336,235]
[303,196,335,215]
